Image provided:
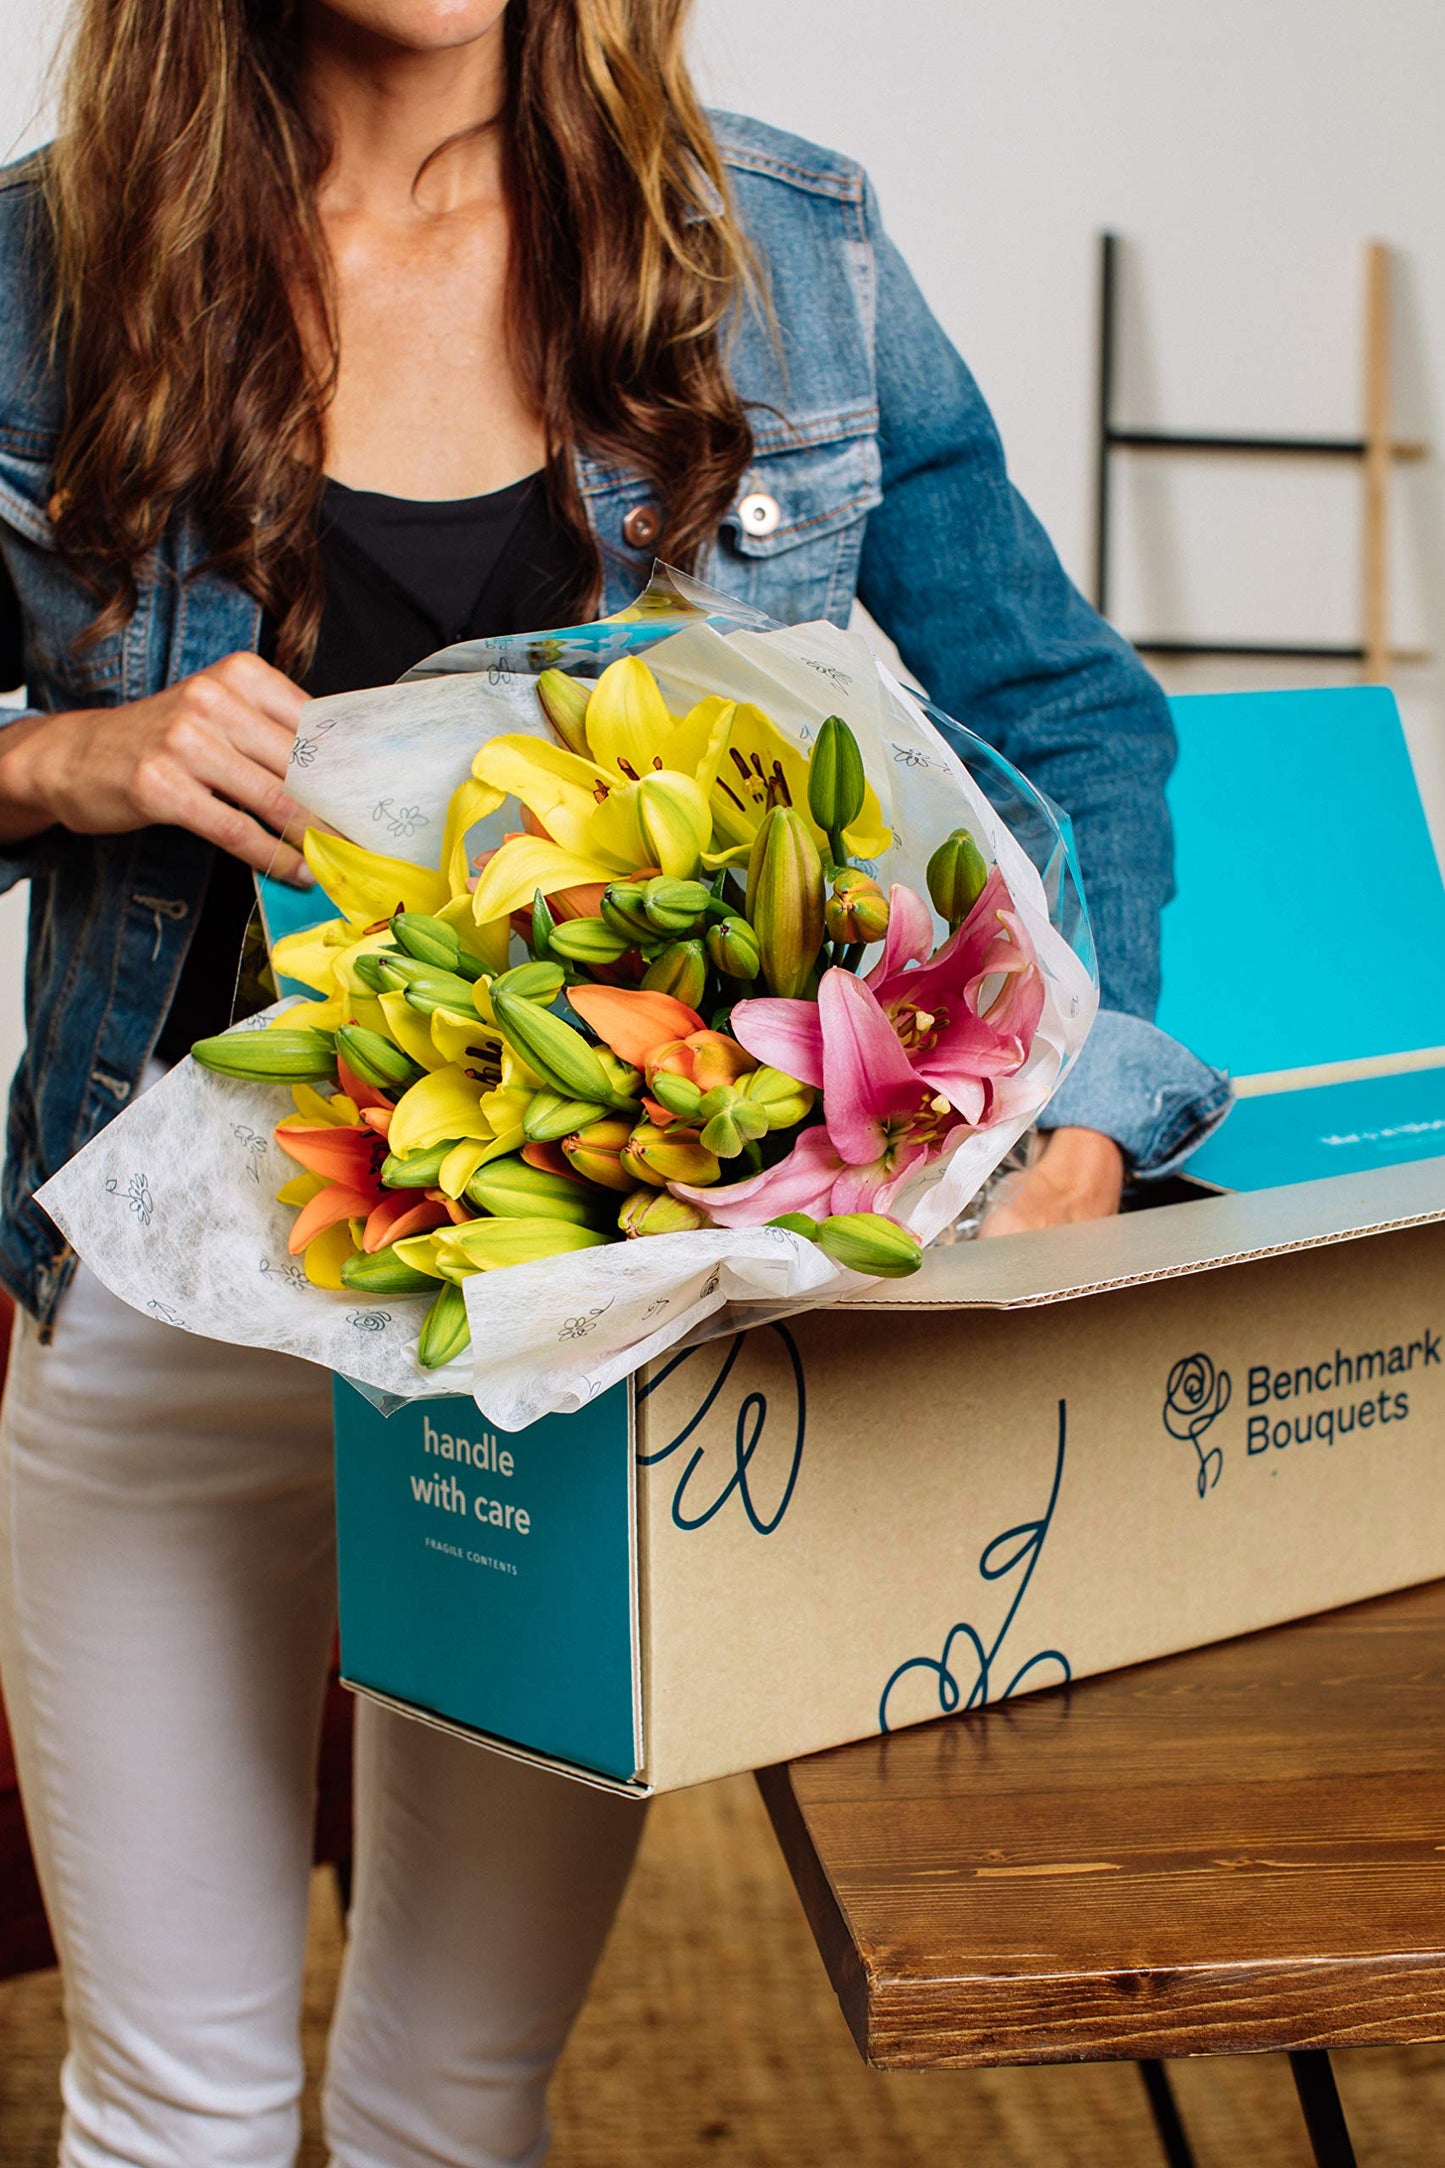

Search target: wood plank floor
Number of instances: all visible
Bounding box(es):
[3,1773,1445,2164]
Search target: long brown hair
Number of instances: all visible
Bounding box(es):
[43,0,754,674]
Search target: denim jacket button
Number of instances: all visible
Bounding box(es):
[622,502,662,549]
[738,491,781,538]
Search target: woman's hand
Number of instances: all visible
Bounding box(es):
[980,1126,1125,1238]
[0,651,315,884]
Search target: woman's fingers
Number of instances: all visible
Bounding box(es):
[206,650,312,735]
[145,767,313,883]
[150,693,314,844]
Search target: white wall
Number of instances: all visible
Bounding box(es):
[3,0,1444,1089]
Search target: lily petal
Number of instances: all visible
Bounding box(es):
[274,1121,384,1188]
[387,1066,492,1156]
[816,968,926,1163]
[437,1137,495,1198]
[866,883,936,988]
[728,998,825,1090]
[304,828,448,924]
[470,736,609,860]
[361,1191,451,1253]
[471,834,616,924]
[582,656,676,779]
[302,1219,361,1289]
[568,985,705,1069]
[828,1141,929,1217]
[288,1183,377,1255]
[672,1125,844,1228]
[378,991,451,1075]
[441,775,504,899]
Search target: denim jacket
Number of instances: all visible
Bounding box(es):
[0,113,1227,1324]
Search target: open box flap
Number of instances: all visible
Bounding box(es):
[843,1154,1445,1311]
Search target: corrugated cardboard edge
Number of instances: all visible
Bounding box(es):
[843,1156,1445,1312]
[341,1680,654,1800]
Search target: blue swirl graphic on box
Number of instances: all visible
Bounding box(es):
[1162,1352,1232,1497]
[878,1402,1070,1732]
[635,1325,805,1536]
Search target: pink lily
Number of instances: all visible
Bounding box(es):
[674,872,1044,1228]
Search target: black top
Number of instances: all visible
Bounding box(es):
[155,470,585,1062]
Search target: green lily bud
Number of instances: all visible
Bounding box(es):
[745,805,826,999]
[635,774,709,881]
[381,1138,462,1189]
[814,1212,923,1278]
[334,1025,424,1094]
[464,1154,613,1227]
[698,1085,769,1160]
[705,915,761,981]
[600,881,655,944]
[417,1281,471,1369]
[401,968,485,1017]
[490,959,567,1005]
[546,917,634,968]
[351,949,401,994]
[767,1212,820,1239]
[620,1123,721,1188]
[618,1189,711,1237]
[561,1116,637,1192]
[596,1051,643,1106]
[806,714,867,845]
[523,1091,611,1142]
[492,988,617,1105]
[825,869,890,948]
[643,876,711,935]
[390,911,485,980]
[642,939,708,1009]
[536,667,592,757]
[191,1026,337,1083]
[433,1217,611,1278]
[649,1069,704,1122]
[531,888,557,963]
[926,828,990,931]
[737,1065,815,1132]
[340,1247,440,1296]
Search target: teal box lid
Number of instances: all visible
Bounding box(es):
[1158,687,1445,1190]
[334,1378,640,1783]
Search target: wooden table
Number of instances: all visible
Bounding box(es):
[759,1580,1445,2167]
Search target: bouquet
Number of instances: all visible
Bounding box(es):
[37,572,1096,1427]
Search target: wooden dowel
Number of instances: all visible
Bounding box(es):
[1362,241,1392,682]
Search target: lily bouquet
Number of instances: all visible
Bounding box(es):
[37,572,1097,1428]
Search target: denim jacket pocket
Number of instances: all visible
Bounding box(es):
[708,411,882,626]
[0,429,126,699]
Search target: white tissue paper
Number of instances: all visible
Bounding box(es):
[37,592,1097,1431]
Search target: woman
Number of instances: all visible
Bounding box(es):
[0,2,1226,2161]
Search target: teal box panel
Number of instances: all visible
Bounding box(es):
[1160,687,1445,1191]
[1184,1069,1445,1192]
[334,1379,639,1782]
[1160,687,1445,1077]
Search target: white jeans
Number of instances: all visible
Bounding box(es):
[0,1265,647,2168]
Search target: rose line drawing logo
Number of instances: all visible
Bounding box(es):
[1163,1353,1232,1497]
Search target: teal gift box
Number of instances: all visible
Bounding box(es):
[335,1156,1445,1796]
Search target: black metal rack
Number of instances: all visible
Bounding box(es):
[1092,231,1426,672]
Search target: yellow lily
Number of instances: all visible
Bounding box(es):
[707,700,891,865]
[386,1057,533,1167]
[305,828,449,925]
[303,1219,360,1290]
[470,659,737,922]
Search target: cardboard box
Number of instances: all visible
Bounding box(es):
[334,685,1445,1792]
[336,1156,1445,1794]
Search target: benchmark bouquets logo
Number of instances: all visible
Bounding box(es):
[1162,1352,1233,1498]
